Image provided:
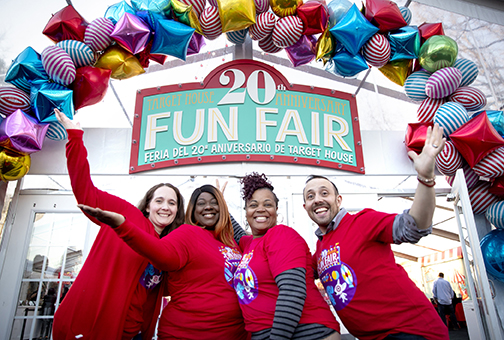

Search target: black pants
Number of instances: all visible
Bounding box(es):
[438,303,459,328]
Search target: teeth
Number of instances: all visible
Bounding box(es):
[203,214,215,218]
[255,217,267,222]
[315,207,328,214]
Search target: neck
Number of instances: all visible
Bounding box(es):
[154,225,164,235]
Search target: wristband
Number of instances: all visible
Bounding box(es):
[417,175,436,187]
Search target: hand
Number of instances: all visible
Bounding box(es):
[407,123,446,179]
[77,204,125,227]
[54,108,82,131]
[215,179,228,194]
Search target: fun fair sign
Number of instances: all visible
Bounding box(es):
[130,60,364,174]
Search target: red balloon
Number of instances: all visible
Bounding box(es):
[43,5,88,43]
[405,121,433,155]
[297,0,329,35]
[136,40,168,68]
[364,0,407,33]
[489,176,504,197]
[72,67,112,110]
[450,112,504,168]
[418,22,444,44]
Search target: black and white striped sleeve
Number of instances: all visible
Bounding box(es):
[230,214,247,244]
[270,267,307,340]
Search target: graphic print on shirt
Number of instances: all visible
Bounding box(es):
[317,243,357,311]
[233,251,259,304]
[219,246,242,287]
[139,263,163,289]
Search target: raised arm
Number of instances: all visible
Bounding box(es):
[407,123,446,230]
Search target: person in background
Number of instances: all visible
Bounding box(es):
[433,272,460,329]
[303,124,448,340]
[53,109,185,340]
[233,172,341,340]
[77,185,248,339]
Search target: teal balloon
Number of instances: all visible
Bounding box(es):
[327,50,368,77]
[388,26,420,61]
[480,229,504,282]
[327,0,352,28]
[329,4,379,56]
[418,35,458,73]
[105,1,136,24]
[473,110,504,138]
[5,47,48,93]
[29,80,74,124]
[131,0,170,13]
[151,18,195,61]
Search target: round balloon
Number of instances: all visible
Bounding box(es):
[435,141,463,176]
[46,121,68,141]
[56,40,95,68]
[362,33,390,68]
[200,6,222,40]
[450,86,487,112]
[480,229,504,281]
[469,181,500,215]
[84,17,115,52]
[419,35,458,72]
[454,58,479,87]
[399,6,412,25]
[270,0,303,17]
[249,12,277,41]
[417,97,446,123]
[259,33,283,53]
[41,45,76,86]
[254,0,270,14]
[0,87,31,117]
[404,71,430,102]
[0,148,31,181]
[486,201,504,229]
[425,67,462,99]
[272,16,304,48]
[473,147,504,179]
[226,29,249,44]
[434,102,469,137]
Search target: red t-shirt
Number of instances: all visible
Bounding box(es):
[115,221,248,339]
[313,209,448,340]
[236,225,340,333]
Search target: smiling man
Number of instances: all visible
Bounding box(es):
[303,124,449,340]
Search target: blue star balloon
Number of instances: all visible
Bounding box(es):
[329,4,379,56]
[105,0,136,24]
[131,0,170,13]
[388,26,420,61]
[151,18,195,61]
[5,47,48,93]
[473,110,504,138]
[327,49,368,77]
[30,80,74,124]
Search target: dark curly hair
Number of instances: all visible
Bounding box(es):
[240,172,279,206]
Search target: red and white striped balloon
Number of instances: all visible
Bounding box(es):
[84,17,115,52]
[362,33,391,68]
[425,67,462,99]
[200,7,222,40]
[179,0,206,17]
[449,86,487,112]
[272,16,304,48]
[435,141,463,176]
[249,12,276,41]
[417,97,446,123]
[41,46,76,86]
[473,147,504,179]
[469,181,500,215]
[254,0,270,14]
[259,33,283,53]
[0,87,30,116]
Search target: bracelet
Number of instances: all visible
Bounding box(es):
[417,175,436,187]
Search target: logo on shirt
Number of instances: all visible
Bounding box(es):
[233,251,259,305]
[317,244,357,311]
[219,246,242,287]
[139,263,163,290]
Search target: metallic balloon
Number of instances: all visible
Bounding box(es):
[297,1,329,35]
[30,80,74,123]
[286,35,317,67]
[480,229,504,282]
[95,45,146,79]
[0,109,49,154]
[111,13,151,54]
[166,0,203,34]
[42,5,89,43]
[270,0,303,18]
[150,18,195,61]
[327,0,352,28]
[378,59,412,86]
[105,0,136,24]
[72,67,112,110]
[0,148,31,182]
[217,0,256,32]
[328,50,368,77]
[5,47,49,93]
[388,26,420,61]
[418,35,458,73]
[316,28,335,65]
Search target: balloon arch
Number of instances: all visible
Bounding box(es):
[0,0,503,279]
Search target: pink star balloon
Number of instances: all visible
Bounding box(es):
[0,109,49,154]
[111,13,151,55]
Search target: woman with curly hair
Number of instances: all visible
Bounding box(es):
[233,172,341,340]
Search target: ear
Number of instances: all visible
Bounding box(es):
[336,195,343,206]
[303,203,306,211]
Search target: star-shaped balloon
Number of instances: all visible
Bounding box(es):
[327,0,352,28]
[187,33,206,56]
[286,35,317,67]
[72,66,112,110]
[405,121,433,155]
[388,26,420,61]
[5,47,49,93]
[418,22,444,44]
[364,0,407,33]
[42,5,88,43]
[330,4,379,56]
[450,112,504,168]
[489,175,504,197]
[111,13,151,54]
[473,110,504,139]
[327,49,368,77]
[105,0,137,24]
[316,28,335,65]
[297,0,329,35]
[30,81,74,124]
[165,0,203,34]
[131,0,171,13]
[151,18,195,61]
[135,40,168,67]
[0,147,31,181]
[0,109,49,154]
[217,0,256,32]
[378,59,413,86]
[95,45,146,79]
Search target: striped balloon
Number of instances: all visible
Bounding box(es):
[362,33,391,68]
[454,58,478,87]
[226,29,249,44]
[417,97,446,123]
[84,17,115,52]
[208,0,217,6]
[179,0,206,17]
[272,16,304,48]
[200,7,222,40]
[404,71,430,102]
[46,121,68,141]
[249,12,276,41]
[473,147,504,179]
[425,67,462,99]
[259,33,282,53]
[450,86,487,112]
[41,46,76,86]
[57,40,94,68]
[462,163,480,189]
[445,175,455,186]
[0,87,31,116]
[434,102,469,137]
[435,141,463,176]
[255,0,270,14]
[469,181,500,215]
[399,6,412,25]
[486,201,504,229]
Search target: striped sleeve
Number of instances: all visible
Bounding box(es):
[230,214,247,243]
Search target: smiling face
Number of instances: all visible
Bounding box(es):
[146,186,178,234]
[194,192,220,229]
[303,178,342,231]
[246,188,278,238]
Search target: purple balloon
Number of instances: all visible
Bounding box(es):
[0,109,49,154]
[111,13,151,54]
[286,35,317,67]
[187,33,206,56]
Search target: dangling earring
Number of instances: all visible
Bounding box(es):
[277,213,284,224]
[243,220,249,231]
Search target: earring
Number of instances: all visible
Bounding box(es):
[243,220,249,231]
[277,213,284,224]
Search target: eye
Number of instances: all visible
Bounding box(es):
[248,203,258,208]
[322,191,328,196]
[307,194,314,200]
